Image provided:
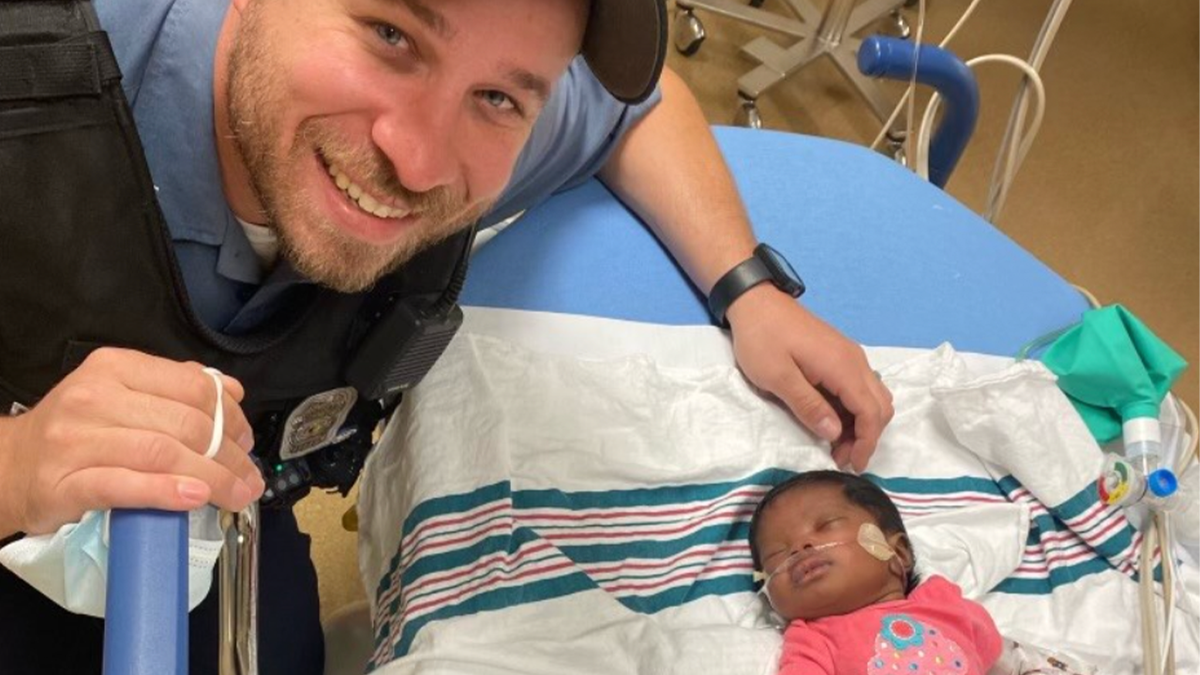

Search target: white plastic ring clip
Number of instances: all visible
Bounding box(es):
[201,367,225,460]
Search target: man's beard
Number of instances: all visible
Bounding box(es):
[225,7,488,293]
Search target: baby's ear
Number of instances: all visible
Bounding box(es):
[888,532,914,572]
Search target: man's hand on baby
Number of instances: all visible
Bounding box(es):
[726,286,894,472]
[0,348,263,537]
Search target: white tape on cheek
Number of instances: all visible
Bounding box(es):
[857,523,895,561]
[200,367,225,460]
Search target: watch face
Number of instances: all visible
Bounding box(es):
[757,244,805,297]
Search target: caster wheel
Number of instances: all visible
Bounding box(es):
[735,99,763,129]
[673,10,706,56]
[885,131,908,166]
[891,9,911,39]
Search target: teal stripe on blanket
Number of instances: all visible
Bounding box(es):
[1053,481,1105,520]
[398,522,751,589]
[992,558,1114,594]
[514,468,792,509]
[616,575,756,614]
[865,473,1007,496]
[383,573,598,662]
[373,527,575,646]
[523,511,753,532]
[401,542,564,609]
[401,480,512,537]
[861,475,1128,591]
[374,468,1137,663]
[557,521,751,564]
[1047,482,1139,564]
[400,529,538,593]
[1001,476,1140,578]
[374,481,513,602]
[392,505,756,588]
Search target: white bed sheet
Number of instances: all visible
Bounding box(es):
[357,308,1199,675]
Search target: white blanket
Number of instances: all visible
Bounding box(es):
[357,308,1198,675]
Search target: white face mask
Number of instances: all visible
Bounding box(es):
[0,507,224,617]
[0,368,233,618]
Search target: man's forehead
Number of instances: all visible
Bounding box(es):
[380,0,587,40]
[392,0,453,39]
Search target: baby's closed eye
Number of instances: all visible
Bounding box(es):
[816,516,846,531]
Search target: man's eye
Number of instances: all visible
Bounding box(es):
[373,23,408,47]
[479,90,517,113]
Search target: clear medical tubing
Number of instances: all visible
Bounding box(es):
[1125,417,1179,490]
[857,36,980,189]
[1098,454,1181,512]
[103,509,189,675]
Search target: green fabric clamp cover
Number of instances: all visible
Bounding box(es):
[1030,304,1187,443]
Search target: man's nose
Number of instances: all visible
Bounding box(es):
[372,93,460,195]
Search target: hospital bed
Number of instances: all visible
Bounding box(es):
[463,126,1081,350]
[349,126,1198,675]
[106,127,1198,674]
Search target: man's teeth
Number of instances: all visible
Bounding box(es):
[327,164,409,219]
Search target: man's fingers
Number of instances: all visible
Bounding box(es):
[854,376,895,472]
[54,468,214,524]
[81,429,261,511]
[817,369,895,472]
[113,389,259,486]
[768,365,842,443]
[842,375,894,472]
[83,347,248,414]
[830,442,854,471]
[874,377,895,419]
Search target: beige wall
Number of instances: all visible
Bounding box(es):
[667,0,1199,409]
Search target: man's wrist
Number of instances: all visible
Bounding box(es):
[0,418,26,539]
[724,283,796,327]
[706,244,805,327]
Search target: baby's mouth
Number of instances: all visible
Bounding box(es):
[790,556,832,584]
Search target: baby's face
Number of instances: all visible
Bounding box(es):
[754,484,905,622]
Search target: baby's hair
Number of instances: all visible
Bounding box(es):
[748,470,919,593]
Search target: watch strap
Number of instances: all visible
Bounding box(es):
[707,256,772,327]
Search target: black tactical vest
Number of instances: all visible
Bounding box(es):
[0,0,470,505]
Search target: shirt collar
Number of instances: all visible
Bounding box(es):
[130,0,263,285]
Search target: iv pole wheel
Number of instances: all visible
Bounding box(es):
[885,130,908,166]
[673,10,707,56]
[735,97,763,130]
[890,9,911,39]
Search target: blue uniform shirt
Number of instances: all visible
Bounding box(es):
[94,0,660,333]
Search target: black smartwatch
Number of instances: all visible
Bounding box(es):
[707,244,805,327]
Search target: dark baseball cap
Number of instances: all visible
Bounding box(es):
[580,0,667,104]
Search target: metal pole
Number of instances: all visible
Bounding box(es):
[219,504,260,675]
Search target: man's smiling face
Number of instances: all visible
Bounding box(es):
[222,0,587,291]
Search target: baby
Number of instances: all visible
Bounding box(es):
[748,470,1002,675]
